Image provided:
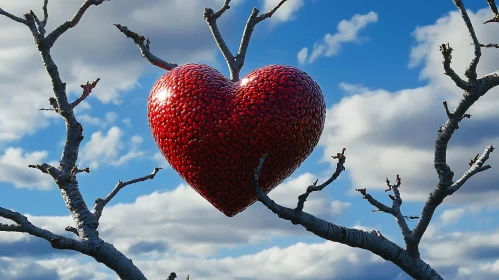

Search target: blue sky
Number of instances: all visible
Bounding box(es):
[0,0,498,279]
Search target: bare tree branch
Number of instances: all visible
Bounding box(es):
[28,10,46,36]
[41,0,49,27]
[204,0,289,81]
[65,226,79,236]
[449,145,494,194]
[356,175,413,245]
[356,188,393,214]
[484,0,499,23]
[70,78,100,108]
[480,43,499,48]
[410,0,497,250]
[479,70,499,92]
[203,1,236,79]
[254,155,442,279]
[45,0,108,48]
[114,24,178,71]
[93,167,162,221]
[0,7,27,25]
[71,165,91,177]
[1,1,150,278]
[235,0,288,75]
[453,0,481,81]
[439,43,470,90]
[0,207,85,251]
[295,149,346,213]
[255,0,287,22]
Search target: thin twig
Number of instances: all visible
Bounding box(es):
[484,0,499,23]
[356,175,413,240]
[65,226,79,236]
[70,78,100,108]
[0,7,27,24]
[203,1,236,79]
[114,24,178,71]
[204,0,289,81]
[449,145,494,194]
[93,167,162,221]
[480,43,499,48]
[45,0,108,48]
[295,149,346,212]
[41,0,49,27]
[439,43,470,90]
[0,207,85,250]
[453,0,481,82]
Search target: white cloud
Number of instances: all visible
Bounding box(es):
[330,200,351,216]
[297,47,308,65]
[0,171,352,266]
[440,208,466,226]
[317,7,499,205]
[0,0,222,145]
[10,226,499,280]
[105,112,118,124]
[0,240,408,280]
[408,7,499,119]
[135,241,408,280]
[0,257,113,280]
[36,258,112,280]
[78,114,101,126]
[262,0,304,24]
[80,126,145,169]
[338,82,370,95]
[298,11,378,64]
[0,147,57,190]
[80,173,349,258]
[78,111,120,127]
[72,100,91,114]
[153,152,170,169]
[480,260,499,274]
[122,117,132,128]
[420,228,499,279]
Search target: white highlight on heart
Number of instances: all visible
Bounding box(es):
[156,88,173,105]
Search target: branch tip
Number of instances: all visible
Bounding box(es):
[114,23,177,70]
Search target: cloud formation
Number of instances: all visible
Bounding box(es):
[0,148,57,190]
[318,7,499,207]
[298,11,378,64]
[0,0,223,146]
[79,126,145,169]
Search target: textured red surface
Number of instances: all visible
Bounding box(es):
[148,63,326,217]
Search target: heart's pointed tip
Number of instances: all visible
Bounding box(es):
[222,211,238,218]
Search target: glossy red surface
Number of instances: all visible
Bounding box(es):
[148,63,326,217]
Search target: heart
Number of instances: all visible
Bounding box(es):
[148,63,326,217]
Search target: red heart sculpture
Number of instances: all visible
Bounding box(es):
[148,63,325,217]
